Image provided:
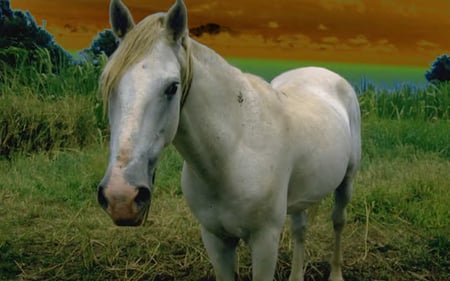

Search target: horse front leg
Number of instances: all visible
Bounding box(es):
[201,226,238,281]
[248,226,283,281]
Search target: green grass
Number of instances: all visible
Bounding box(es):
[0,52,449,280]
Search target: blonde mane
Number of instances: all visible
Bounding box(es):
[99,13,192,106]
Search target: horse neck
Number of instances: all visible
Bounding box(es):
[173,39,247,178]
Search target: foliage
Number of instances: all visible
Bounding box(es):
[78,29,118,65]
[425,54,450,83]
[0,0,13,18]
[90,29,118,58]
[0,0,72,70]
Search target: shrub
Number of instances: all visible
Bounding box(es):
[425,54,450,83]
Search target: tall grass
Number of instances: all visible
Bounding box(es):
[0,93,100,157]
[359,82,450,121]
[1,49,449,158]
[0,48,107,158]
[0,48,104,98]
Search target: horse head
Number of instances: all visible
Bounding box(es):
[97,0,191,226]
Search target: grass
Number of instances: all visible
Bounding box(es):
[0,52,449,280]
[1,144,449,280]
[0,49,107,159]
[0,93,102,158]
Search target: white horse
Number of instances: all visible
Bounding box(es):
[97,1,361,281]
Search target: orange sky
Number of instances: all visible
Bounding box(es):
[10,0,450,67]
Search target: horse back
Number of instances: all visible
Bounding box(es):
[271,67,360,159]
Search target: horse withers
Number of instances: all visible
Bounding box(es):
[97,1,361,280]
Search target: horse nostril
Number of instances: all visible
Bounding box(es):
[135,186,151,207]
[97,185,108,210]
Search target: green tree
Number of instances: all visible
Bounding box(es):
[79,29,118,65]
[0,0,72,69]
[425,54,450,83]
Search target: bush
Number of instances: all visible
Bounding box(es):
[425,54,450,83]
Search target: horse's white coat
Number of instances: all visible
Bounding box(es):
[99,1,361,281]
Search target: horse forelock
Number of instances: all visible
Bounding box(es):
[99,13,193,107]
[99,14,164,103]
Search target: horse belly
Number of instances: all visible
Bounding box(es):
[286,144,350,213]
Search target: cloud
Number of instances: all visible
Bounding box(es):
[416,40,439,50]
[379,1,418,17]
[268,21,280,29]
[321,36,339,44]
[197,31,399,57]
[226,9,244,17]
[369,39,398,53]
[348,35,369,46]
[345,35,397,53]
[317,24,328,31]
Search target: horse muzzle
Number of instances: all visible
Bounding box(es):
[97,181,151,227]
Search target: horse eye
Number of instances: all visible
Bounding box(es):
[165,82,179,97]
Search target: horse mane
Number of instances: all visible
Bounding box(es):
[99,13,193,106]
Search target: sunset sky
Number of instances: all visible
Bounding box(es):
[10,0,450,67]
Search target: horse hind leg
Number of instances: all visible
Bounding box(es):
[289,211,307,281]
[329,177,353,281]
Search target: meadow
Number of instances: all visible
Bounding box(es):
[0,53,449,281]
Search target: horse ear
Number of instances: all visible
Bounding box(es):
[164,0,188,42]
[110,0,135,39]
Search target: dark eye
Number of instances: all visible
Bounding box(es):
[164,82,179,97]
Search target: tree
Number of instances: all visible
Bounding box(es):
[425,54,450,83]
[90,29,118,58]
[78,29,118,65]
[0,0,13,18]
[0,0,72,69]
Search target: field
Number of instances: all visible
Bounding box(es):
[0,54,449,281]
